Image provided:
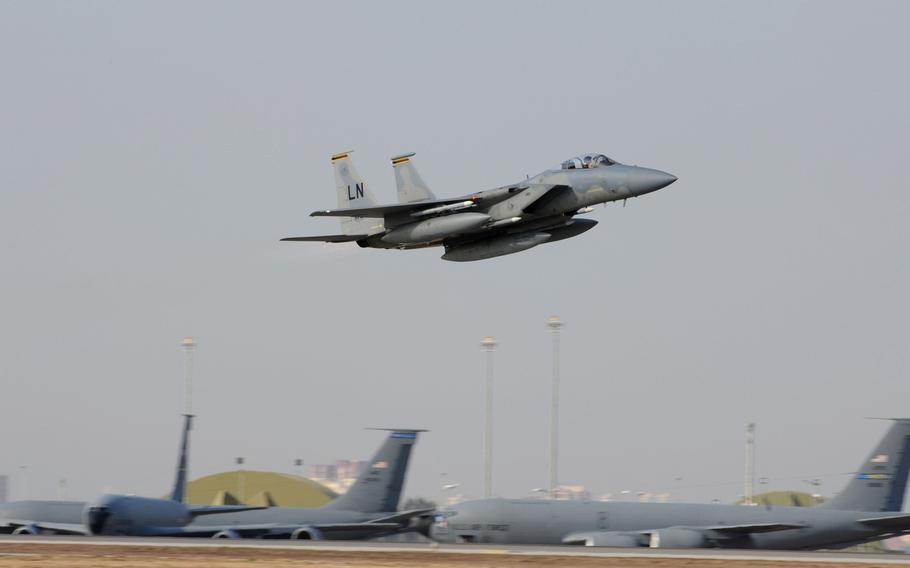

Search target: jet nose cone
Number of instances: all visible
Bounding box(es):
[628,167,677,195]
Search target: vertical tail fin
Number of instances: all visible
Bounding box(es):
[170,414,194,504]
[331,151,382,236]
[391,153,436,203]
[322,429,425,513]
[820,419,910,511]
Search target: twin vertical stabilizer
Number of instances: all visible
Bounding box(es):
[331,151,381,236]
[391,153,437,203]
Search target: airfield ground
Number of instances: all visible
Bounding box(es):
[0,542,906,568]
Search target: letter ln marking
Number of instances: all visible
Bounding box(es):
[348,183,365,201]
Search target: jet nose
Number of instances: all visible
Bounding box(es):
[627,167,677,195]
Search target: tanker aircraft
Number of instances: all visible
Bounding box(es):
[2,419,428,539]
[0,415,262,536]
[430,419,910,549]
[282,151,676,261]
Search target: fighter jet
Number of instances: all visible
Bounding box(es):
[0,415,262,536]
[430,419,910,549]
[282,151,676,261]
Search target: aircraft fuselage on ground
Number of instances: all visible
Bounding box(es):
[431,419,910,549]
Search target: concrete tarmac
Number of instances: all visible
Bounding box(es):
[1,535,909,566]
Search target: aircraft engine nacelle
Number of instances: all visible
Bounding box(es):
[410,513,435,537]
[441,232,550,262]
[648,527,709,548]
[290,526,325,540]
[212,529,242,539]
[381,213,490,245]
[562,531,642,547]
[83,495,191,535]
[12,524,41,535]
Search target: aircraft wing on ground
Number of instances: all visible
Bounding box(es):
[702,522,806,536]
[858,514,910,529]
[0,519,88,535]
[563,522,806,547]
[148,521,405,539]
[155,509,434,539]
[187,505,267,517]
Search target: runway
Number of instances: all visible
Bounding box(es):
[0,535,909,567]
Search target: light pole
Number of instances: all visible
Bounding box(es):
[546,316,564,498]
[18,465,27,500]
[180,337,196,415]
[481,336,497,498]
[744,422,755,505]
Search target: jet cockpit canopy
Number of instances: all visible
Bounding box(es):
[561,154,616,170]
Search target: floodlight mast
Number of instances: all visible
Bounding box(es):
[481,336,498,499]
[547,316,564,498]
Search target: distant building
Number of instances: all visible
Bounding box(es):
[0,475,7,502]
[308,460,366,494]
[553,485,591,501]
[308,464,337,482]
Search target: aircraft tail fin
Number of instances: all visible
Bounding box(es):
[391,153,436,203]
[820,419,910,512]
[170,414,194,504]
[331,151,383,236]
[322,429,425,513]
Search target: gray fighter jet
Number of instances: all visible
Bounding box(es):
[282,151,676,261]
[0,415,261,536]
[430,419,910,549]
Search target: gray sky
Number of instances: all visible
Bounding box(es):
[1,0,908,505]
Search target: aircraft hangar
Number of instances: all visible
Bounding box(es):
[184,471,337,508]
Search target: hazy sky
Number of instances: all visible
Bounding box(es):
[1,0,908,506]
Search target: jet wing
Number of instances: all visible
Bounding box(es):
[522,185,574,215]
[280,234,369,243]
[310,198,470,219]
[858,514,910,529]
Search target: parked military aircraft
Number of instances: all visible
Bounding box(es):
[430,419,910,549]
[1,418,426,539]
[0,415,261,536]
[91,428,429,539]
[282,151,676,261]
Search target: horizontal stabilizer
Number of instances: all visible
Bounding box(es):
[367,507,435,525]
[281,234,368,243]
[858,514,910,528]
[311,198,469,219]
